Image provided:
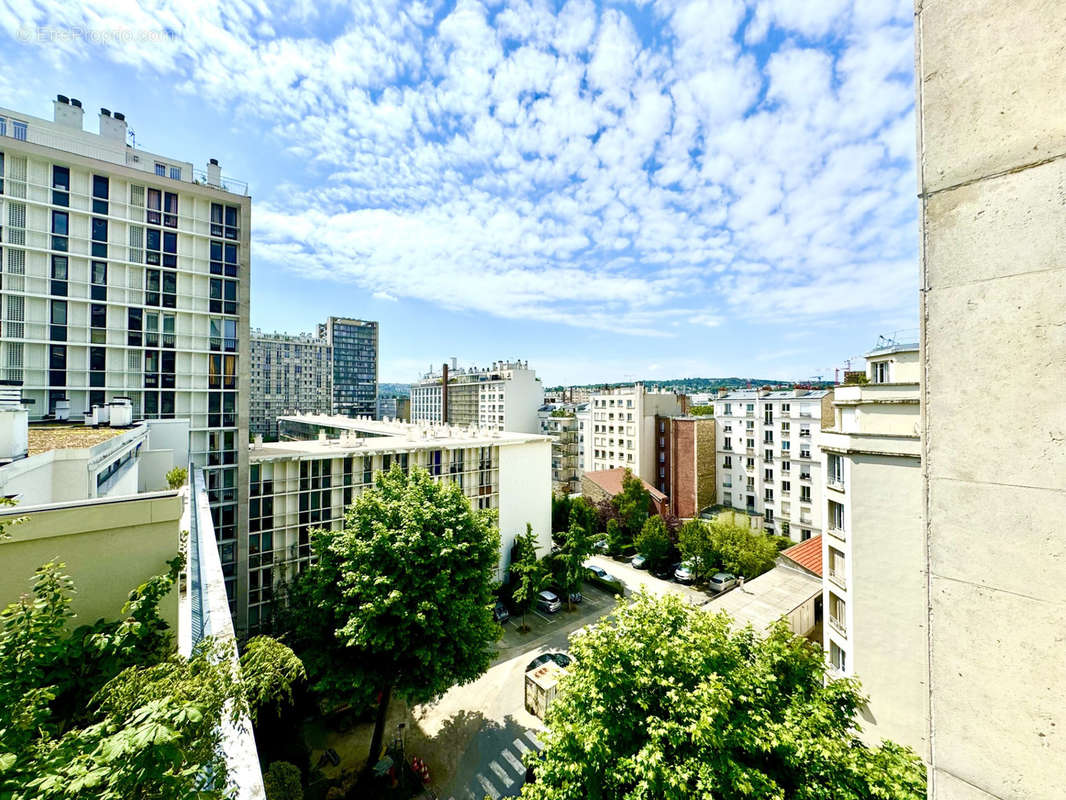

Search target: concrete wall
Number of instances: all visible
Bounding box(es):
[916,1,1066,795]
[0,491,182,629]
[497,438,552,578]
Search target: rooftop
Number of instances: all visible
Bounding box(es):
[715,388,830,401]
[582,467,667,503]
[26,423,128,457]
[779,535,823,577]
[706,567,821,633]
[865,342,920,358]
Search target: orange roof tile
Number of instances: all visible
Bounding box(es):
[780,535,822,577]
[583,468,667,502]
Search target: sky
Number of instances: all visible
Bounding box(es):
[0,0,919,385]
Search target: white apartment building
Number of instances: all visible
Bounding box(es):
[584,384,686,485]
[0,96,250,623]
[249,329,332,439]
[537,403,581,495]
[247,414,552,631]
[712,388,832,541]
[410,359,543,434]
[818,341,926,757]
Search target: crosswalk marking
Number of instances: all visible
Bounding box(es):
[501,747,525,775]
[477,773,500,800]
[462,789,476,800]
[490,760,514,787]
[513,737,530,755]
[526,730,544,750]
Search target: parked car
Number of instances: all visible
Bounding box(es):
[526,651,574,672]
[708,572,738,593]
[592,538,608,554]
[536,589,562,613]
[493,601,510,624]
[630,553,648,570]
[567,590,583,604]
[652,562,677,581]
[585,564,617,583]
[674,561,696,584]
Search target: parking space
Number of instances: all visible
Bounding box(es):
[498,582,617,645]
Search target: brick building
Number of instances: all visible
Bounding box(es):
[654,415,716,519]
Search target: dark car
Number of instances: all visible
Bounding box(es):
[652,563,677,581]
[536,589,562,613]
[526,652,574,673]
[493,601,510,624]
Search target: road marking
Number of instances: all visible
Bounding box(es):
[462,789,477,800]
[477,773,500,800]
[489,761,514,787]
[512,737,530,755]
[501,747,525,775]
[531,609,553,623]
[526,730,544,750]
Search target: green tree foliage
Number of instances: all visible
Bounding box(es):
[521,592,926,800]
[633,515,671,568]
[677,519,716,579]
[559,509,593,611]
[569,495,599,538]
[688,404,715,416]
[264,760,304,800]
[711,520,779,579]
[604,518,627,557]
[165,466,188,490]
[511,524,548,632]
[0,562,304,800]
[612,469,650,539]
[286,465,501,770]
[551,492,572,535]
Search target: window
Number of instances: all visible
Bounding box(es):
[800,485,811,502]
[155,163,166,176]
[51,210,68,251]
[781,460,790,472]
[12,120,27,140]
[829,593,846,635]
[51,165,70,206]
[169,166,180,180]
[781,480,790,493]
[828,454,844,487]
[90,304,106,340]
[746,438,754,449]
[763,430,773,443]
[830,641,846,673]
[50,255,68,296]
[828,548,845,587]
[764,488,773,501]
[764,468,773,481]
[49,299,67,341]
[127,308,143,346]
[764,448,773,462]
[872,361,890,383]
[723,456,732,469]
[91,261,107,301]
[163,191,177,228]
[147,188,161,225]
[828,500,845,532]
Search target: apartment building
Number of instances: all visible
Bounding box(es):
[0,96,250,621]
[712,388,832,541]
[584,384,686,485]
[916,3,1065,795]
[377,395,410,421]
[654,414,716,519]
[249,329,332,438]
[538,404,580,495]
[817,341,926,757]
[247,414,552,631]
[410,359,543,434]
[319,316,378,418]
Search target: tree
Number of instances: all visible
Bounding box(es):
[551,493,572,535]
[0,561,304,800]
[633,515,670,568]
[569,495,599,538]
[688,404,715,416]
[710,519,778,579]
[289,465,501,773]
[264,761,304,800]
[677,519,716,579]
[521,592,926,800]
[559,509,593,611]
[612,469,650,539]
[165,466,188,490]
[604,518,626,557]
[511,524,548,632]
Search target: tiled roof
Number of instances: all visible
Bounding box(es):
[780,535,822,577]
[583,468,667,502]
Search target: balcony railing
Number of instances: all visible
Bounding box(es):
[828,569,846,590]
[182,468,266,799]
[827,477,845,491]
[827,526,846,542]
[829,615,847,637]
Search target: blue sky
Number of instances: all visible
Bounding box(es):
[0,0,918,385]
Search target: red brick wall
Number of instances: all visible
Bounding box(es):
[672,419,697,518]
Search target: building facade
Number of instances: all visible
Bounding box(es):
[538,405,580,495]
[377,395,410,421]
[410,360,543,433]
[583,384,686,485]
[321,316,378,418]
[817,342,926,758]
[654,415,716,519]
[916,2,1065,795]
[246,414,552,632]
[0,97,250,622]
[712,389,832,541]
[249,330,332,438]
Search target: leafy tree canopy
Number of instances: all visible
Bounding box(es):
[633,515,671,567]
[677,518,779,581]
[522,592,926,800]
[0,561,304,800]
[283,465,501,767]
[612,469,650,539]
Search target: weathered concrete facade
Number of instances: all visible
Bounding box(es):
[916,1,1066,796]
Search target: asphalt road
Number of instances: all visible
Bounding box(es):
[583,553,710,605]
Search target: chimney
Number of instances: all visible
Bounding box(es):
[207,158,222,187]
[0,382,29,463]
[716,387,728,399]
[441,362,449,423]
[53,94,84,129]
[450,357,458,371]
[757,386,771,397]
[98,107,127,142]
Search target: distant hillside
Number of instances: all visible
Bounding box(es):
[379,383,411,398]
[545,377,832,393]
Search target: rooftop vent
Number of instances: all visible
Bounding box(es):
[56,94,69,104]
[100,107,111,116]
[70,98,82,108]
[54,95,85,129]
[113,111,125,121]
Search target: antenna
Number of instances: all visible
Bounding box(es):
[127,127,137,148]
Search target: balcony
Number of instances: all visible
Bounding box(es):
[829,615,847,637]
[829,569,846,590]
[827,526,846,542]
[827,476,845,492]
